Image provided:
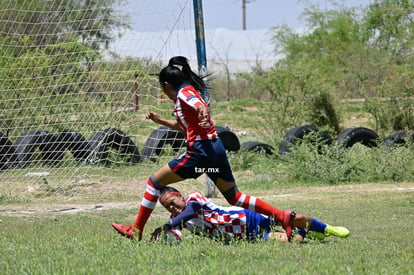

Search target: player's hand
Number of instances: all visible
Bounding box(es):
[146,111,162,124]
[150,226,163,241]
[197,105,210,127]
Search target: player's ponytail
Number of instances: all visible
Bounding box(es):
[161,56,207,93]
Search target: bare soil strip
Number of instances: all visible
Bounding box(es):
[1,182,413,216]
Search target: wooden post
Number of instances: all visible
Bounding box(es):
[134,73,139,110]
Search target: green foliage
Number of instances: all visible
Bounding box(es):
[241,138,414,185]
[255,0,414,133]
[274,3,365,68]
[367,63,414,131]
[0,0,130,51]
[0,53,155,137]
[1,38,95,93]
[0,0,139,137]
[309,91,341,133]
[246,58,341,137]
[365,97,414,132]
[361,0,414,63]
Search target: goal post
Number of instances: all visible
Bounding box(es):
[193,0,217,197]
[193,0,209,104]
[0,0,211,189]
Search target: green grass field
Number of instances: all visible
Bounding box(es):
[1,179,413,274]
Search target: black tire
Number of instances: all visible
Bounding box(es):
[279,124,333,155]
[88,128,141,165]
[215,126,240,152]
[10,130,50,167]
[56,130,91,161]
[336,127,380,148]
[142,126,185,162]
[0,132,15,170]
[383,131,414,147]
[241,141,274,155]
[38,132,66,166]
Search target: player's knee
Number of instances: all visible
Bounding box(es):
[149,174,162,190]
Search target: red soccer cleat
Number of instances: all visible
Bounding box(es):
[280,210,296,242]
[111,223,137,239]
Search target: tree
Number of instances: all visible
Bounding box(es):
[258,1,414,132]
[0,0,130,52]
[270,3,368,84]
[63,0,130,51]
[0,0,131,95]
[361,0,414,64]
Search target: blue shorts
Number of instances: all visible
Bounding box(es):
[168,138,235,183]
[245,209,278,241]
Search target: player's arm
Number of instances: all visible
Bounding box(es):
[197,104,210,127]
[145,111,183,132]
[150,202,201,241]
[164,201,201,229]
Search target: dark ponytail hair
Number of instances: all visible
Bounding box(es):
[159,56,206,92]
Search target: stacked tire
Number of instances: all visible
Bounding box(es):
[278,124,413,155]
[0,128,141,170]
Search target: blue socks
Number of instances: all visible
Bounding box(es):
[309,218,327,233]
[295,218,327,239]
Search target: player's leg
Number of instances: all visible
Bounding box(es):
[112,141,207,240]
[132,165,184,238]
[245,208,304,243]
[307,217,350,239]
[268,232,305,243]
[132,141,212,237]
[209,138,297,240]
[112,164,184,240]
[294,216,350,240]
[214,178,297,241]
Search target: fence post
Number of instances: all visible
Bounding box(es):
[134,72,139,110]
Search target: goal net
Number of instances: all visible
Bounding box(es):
[0,0,202,184]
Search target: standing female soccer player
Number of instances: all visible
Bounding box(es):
[112,56,303,241]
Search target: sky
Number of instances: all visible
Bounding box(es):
[201,0,372,31]
[112,0,374,71]
[124,0,374,32]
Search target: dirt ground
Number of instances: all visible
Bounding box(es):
[1,180,413,217]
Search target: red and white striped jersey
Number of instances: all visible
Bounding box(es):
[173,84,217,142]
[180,192,247,240]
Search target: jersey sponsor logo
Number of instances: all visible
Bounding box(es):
[185,95,197,102]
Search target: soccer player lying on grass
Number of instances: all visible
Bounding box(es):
[150,186,350,243]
